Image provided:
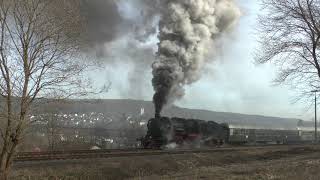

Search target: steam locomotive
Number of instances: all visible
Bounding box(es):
[141,117,229,148]
[141,117,315,149]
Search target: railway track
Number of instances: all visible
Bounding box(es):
[14,148,233,162]
[14,145,313,162]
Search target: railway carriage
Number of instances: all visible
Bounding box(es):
[297,120,319,142]
[227,118,302,144]
[228,128,300,144]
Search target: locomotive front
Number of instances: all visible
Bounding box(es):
[141,116,229,149]
[141,117,171,148]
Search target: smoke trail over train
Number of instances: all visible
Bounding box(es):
[152,0,240,117]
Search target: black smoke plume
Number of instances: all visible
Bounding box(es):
[152,0,240,117]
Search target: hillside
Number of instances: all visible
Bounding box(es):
[33,99,302,130]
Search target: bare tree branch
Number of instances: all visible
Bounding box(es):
[256,0,320,102]
[0,1,100,179]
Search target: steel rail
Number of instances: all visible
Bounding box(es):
[14,145,314,162]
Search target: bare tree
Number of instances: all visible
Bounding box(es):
[255,0,320,100]
[0,0,95,178]
[44,114,62,151]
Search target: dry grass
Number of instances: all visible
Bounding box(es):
[11,146,320,180]
[148,154,320,180]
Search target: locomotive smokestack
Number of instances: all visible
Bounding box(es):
[155,112,160,119]
[153,81,169,119]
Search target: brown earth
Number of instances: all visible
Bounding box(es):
[11,145,320,180]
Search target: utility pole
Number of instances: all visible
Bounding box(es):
[311,90,319,143]
[315,93,317,143]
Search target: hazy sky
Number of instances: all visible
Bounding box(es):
[90,0,314,120]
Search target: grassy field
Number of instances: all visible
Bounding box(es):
[11,145,320,180]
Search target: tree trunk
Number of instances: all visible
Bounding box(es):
[0,169,9,180]
[0,151,10,180]
[0,137,19,180]
[0,171,9,180]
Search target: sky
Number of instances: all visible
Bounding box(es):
[89,0,315,120]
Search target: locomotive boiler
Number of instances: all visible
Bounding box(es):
[141,117,229,149]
